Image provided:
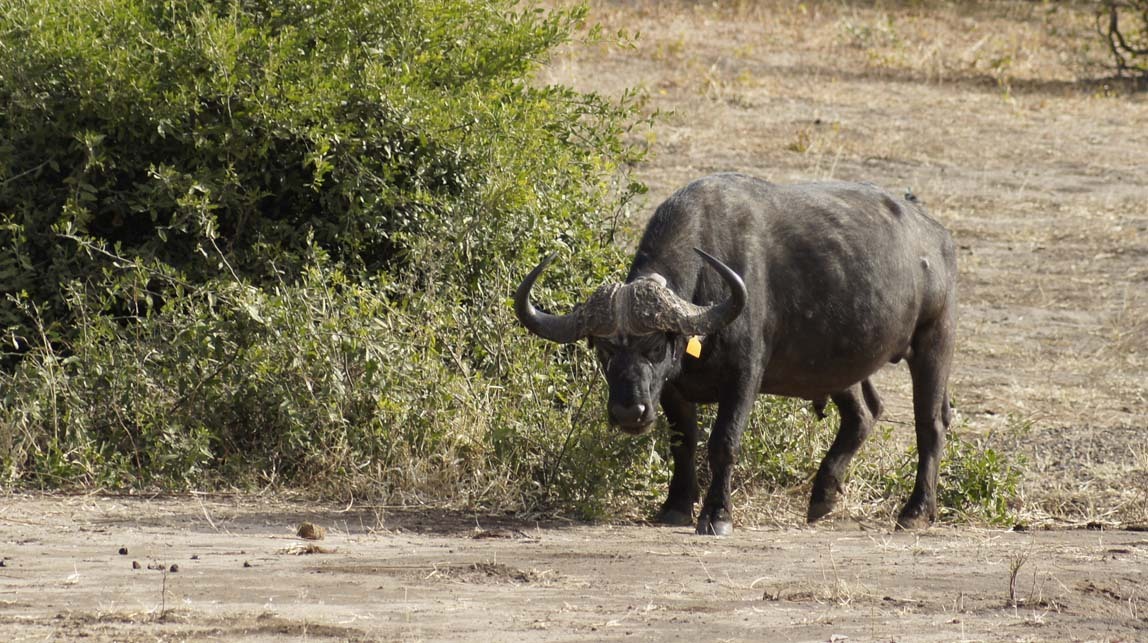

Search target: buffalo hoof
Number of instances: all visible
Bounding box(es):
[654,504,694,526]
[894,507,935,531]
[695,507,733,536]
[806,498,835,524]
[807,481,840,524]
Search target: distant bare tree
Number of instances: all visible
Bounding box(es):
[1098,0,1148,77]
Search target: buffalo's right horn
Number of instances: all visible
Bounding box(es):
[514,253,586,344]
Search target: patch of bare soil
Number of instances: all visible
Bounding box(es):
[2,495,1147,641]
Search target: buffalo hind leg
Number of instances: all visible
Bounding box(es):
[655,385,699,526]
[807,379,883,523]
[897,315,956,530]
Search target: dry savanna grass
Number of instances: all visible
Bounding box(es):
[542,0,1148,527]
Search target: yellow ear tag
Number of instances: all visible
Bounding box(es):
[686,336,703,359]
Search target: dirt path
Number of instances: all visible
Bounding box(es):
[2,496,1146,641]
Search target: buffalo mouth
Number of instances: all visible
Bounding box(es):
[616,420,656,436]
[608,402,656,434]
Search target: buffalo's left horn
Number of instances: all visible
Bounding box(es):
[669,248,748,335]
[514,253,586,344]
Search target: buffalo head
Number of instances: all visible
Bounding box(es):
[514,248,747,434]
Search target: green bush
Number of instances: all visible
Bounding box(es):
[0,0,659,512]
[1,0,644,337]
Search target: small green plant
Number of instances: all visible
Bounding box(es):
[735,400,1024,526]
[937,430,1025,525]
[866,426,1024,526]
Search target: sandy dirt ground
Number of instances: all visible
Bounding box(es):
[3,1,1147,641]
[2,495,1147,641]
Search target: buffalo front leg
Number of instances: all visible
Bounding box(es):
[898,314,956,530]
[655,385,699,526]
[696,375,760,536]
[807,379,883,523]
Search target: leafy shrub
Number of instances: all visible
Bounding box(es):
[1,0,660,512]
[0,0,644,341]
[2,255,668,513]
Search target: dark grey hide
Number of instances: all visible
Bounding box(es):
[515,173,957,535]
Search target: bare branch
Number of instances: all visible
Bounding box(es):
[1099,0,1148,77]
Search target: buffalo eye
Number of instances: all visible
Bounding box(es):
[637,334,671,362]
[591,338,618,362]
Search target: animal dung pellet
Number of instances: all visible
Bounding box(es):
[296,522,326,540]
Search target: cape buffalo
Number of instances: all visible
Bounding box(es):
[515,173,956,535]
